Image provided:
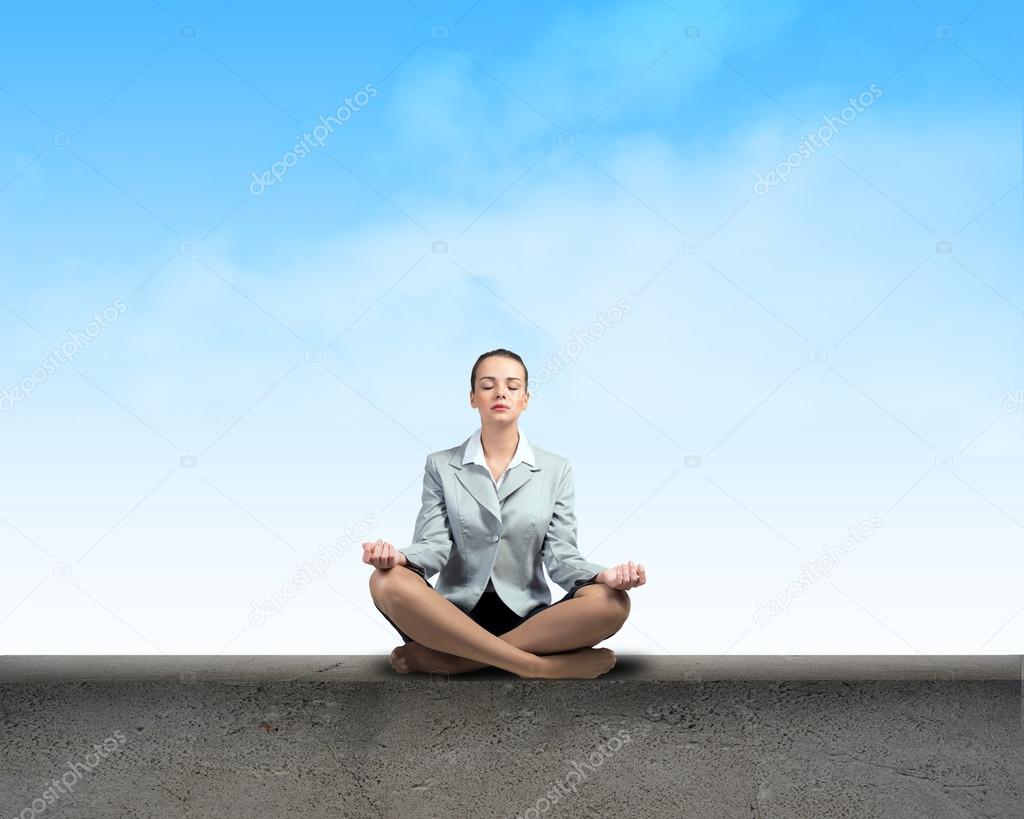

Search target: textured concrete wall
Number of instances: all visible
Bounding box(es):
[1,657,1021,818]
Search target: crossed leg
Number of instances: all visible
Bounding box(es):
[369,565,629,678]
[394,582,631,675]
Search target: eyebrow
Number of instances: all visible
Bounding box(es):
[479,376,522,382]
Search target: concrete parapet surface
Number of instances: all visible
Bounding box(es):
[1,656,1021,818]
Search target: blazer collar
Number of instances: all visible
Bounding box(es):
[448,430,541,523]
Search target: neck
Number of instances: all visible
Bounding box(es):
[480,423,519,459]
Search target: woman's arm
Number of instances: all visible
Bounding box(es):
[398,454,455,578]
[541,461,610,591]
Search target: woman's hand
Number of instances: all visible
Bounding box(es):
[597,561,646,590]
[362,539,408,569]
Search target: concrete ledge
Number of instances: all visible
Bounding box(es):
[1,656,1022,818]
[2,654,1021,681]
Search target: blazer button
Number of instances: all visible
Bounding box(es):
[490,535,499,542]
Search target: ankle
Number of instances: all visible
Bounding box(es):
[514,652,545,679]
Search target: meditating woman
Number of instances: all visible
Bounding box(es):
[365,348,646,679]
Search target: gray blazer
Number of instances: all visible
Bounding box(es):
[401,435,608,617]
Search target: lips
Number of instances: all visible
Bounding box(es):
[491,405,509,410]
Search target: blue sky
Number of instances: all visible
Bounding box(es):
[1,0,1022,654]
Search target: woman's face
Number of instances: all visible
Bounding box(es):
[470,356,529,426]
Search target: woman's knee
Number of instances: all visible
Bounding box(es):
[369,565,415,607]
[605,587,630,625]
[579,584,631,626]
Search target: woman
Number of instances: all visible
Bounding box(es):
[365,348,646,679]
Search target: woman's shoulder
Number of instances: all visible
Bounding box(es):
[423,433,474,469]
[527,443,570,471]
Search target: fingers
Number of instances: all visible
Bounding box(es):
[613,560,645,590]
[616,561,634,590]
[362,539,397,569]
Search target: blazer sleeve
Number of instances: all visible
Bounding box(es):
[400,454,455,579]
[541,460,608,591]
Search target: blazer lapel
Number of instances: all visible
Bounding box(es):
[452,461,501,523]
[448,439,541,523]
[496,462,540,503]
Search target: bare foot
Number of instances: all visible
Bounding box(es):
[520,647,616,680]
[389,643,480,674]
[389,645,414,674]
